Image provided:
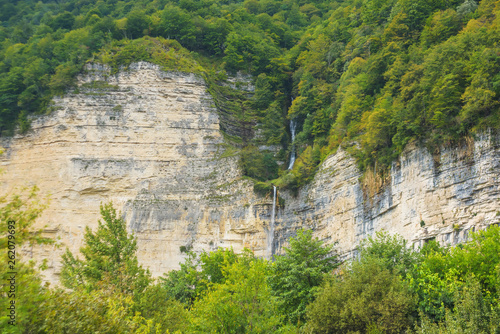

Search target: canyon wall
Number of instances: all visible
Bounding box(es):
[1,63,499,283]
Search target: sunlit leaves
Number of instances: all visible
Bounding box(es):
[189,254,282,333]
[269,229,339,325]
[60,203,151,296]
[307,258,416,334]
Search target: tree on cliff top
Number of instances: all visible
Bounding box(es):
[61,203,150,296]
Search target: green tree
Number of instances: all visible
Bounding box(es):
[420,9,461,48]
[415,277,500,334]
[408,226,500,322]
[201,17,232,55]
[199,247,239,286]
[126,10,148,39]
[160,5,196,47]
[161,251,201,305]
[261,101,286,146]
[239,146,279,181]
[42,288,159,334]
[268,229,339,325]
[135,282,190,333]
[189,251,283,333]
[61,203,150,296]
[0,186,52,333]
[0,261,49,333]
[0,67,25,134]
[49,11,75,31]
[161,247,238,304]
[358,230,420,276]
[306,258,417,333]
[0,185,50,248]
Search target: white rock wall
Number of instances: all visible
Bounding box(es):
[0,62,272,283]
[274,132,500,258]
[1,63,499,284]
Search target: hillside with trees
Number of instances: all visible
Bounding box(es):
[1,0,499,189]
[1,1,500,331]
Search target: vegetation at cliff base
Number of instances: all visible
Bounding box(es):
[61,203,151,297]
[1,0,499,188]
[2,199,500,333]
[2,0,500,331]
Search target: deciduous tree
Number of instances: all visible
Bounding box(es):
[61,203,150,296]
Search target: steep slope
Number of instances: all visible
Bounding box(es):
[1,63,499,284]
[274,133,500,259]
[0,62,272,282]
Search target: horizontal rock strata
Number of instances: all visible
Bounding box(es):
[1,63,499,283]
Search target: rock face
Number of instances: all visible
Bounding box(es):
[1,63,499,283]
[274,133,500,260]
[0,62,271,282]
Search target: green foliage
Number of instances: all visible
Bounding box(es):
[253,181,274,196]
[97,36,203,74]
[306,258,417,334]
[268,229,339,325]
[161,248,239,305]
[240,146,279,181]
[0,186,51,249]
[358,231,421,276]
[0,261,49,333]
[126,10,148,40]
[2,2,500,332]
[224,29,281,75]
[420,9,462,48]
[1,190,500,333]
[2,0,498,186]
[160,5,197,48]
[285,0,500,183]
[48,11,75,31]
[306,231,419,333]
[447,225,500,294]
[261,101,287,145]
[49,63,80,95]
[409,225,500,321]
[284,145,321,190]
[161,252,201,305]
[0,190,186,333]
[189,251,283,333]
[42,288,160,334]
[200,246,239,285]
[0,186,51,333]
[415,277,500,334]
[61,203,150,297]
[134,283,190,333]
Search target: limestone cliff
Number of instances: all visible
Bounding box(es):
[274,133,500,260]
[0,62,270,282]
[1,63,499,283]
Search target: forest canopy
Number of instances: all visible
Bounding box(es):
[1,0,499,186]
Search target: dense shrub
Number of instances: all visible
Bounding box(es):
[307,258,416,334]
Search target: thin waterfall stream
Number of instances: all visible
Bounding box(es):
[267,185,277,258]
[288,118,297,170]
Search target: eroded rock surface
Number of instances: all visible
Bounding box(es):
[274,133,500,259]
[0,62,271,282]
[1,63,499,284]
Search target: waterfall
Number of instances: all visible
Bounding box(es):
[268,185,277,258]
[288,118,297,170]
